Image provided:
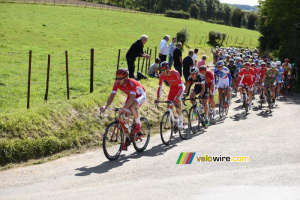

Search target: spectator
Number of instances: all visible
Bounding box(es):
[197,55,207,69]
[173,42,183,76]
[192,48,198,67]
[148,58,161,77]
[159,35,170,62]
[126,34,150,78]
[168,37,176,67]
[183,50,194,83]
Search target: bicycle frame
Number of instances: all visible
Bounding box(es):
[155,101,177,126]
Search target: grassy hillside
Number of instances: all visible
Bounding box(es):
[0,3,260,166]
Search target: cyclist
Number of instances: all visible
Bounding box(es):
[227,59,237,92]
[262,62,279,108]
[199,65,217,119]
[282,58,292,78]
[183,67,209,127]
[100,68,146,138]
[238,62,255,110]
[275,61,284,98]
[156,61,185,128]
[257,62,268,99]
[235,57,243,75]
[214,60,232,106]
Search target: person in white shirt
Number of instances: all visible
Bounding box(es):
[192,48,198,67]
[168,37,176,67]
[159,35,170,62]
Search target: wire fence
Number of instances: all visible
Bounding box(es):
[0,46,157,111]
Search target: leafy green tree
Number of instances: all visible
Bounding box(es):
[190,4,200,19]
[247,12,258,30]
[231,7,244,28]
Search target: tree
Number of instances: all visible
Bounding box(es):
[258,0,300,66]
[247,12,258,30]
[190,4,200,19]
[231,7,244,28]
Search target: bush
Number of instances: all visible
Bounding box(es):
[165,10,190,19]
[177,28,189,46]
[209,31,227,45]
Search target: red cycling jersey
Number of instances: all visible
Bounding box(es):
[157,70,184,102]
[239,68,255,87]
[112,78,145,98]
[204,70,214,89]
[257,67,268,79]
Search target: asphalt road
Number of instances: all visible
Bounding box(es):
[1,92,300,200]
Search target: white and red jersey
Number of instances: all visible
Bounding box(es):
[157,70,184,101]
[239,68,255,86]
[257,67,268,79]
[112,78,145,98]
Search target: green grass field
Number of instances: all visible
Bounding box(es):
[0,2,260,166]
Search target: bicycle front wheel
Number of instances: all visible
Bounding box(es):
[219,94,225,118]
[189,106,201,134]
[133,117,150,152]
[244,95,248,115]
[179,109,189,140]
[103,121,123,161]
[160,111,173,145]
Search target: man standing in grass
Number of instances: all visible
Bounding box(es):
[159,35,170,62]
[126,34,151,79]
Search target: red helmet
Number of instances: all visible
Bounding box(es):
[285,58,290,62]
[116,68,129,77]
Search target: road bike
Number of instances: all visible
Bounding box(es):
[101,108,150,161]
[155,100,189,145]
[242,84,250,114]
[184,96,211,134]
[218,86,230,118]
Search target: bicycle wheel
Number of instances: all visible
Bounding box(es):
[244,95,248,114]
[283,84,288,99]
[179,109,189,140]
[133,117,150,152]
[224,97,229,116]
[188,106,201,134]
[103,121,123,161]
[160,111,173,145]
[267,90,272,111]
[208,104,213,122]
[219,94,225,118]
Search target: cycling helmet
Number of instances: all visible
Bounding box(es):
[271,62,277,68]
[199,65,207,71]
[276,61,281,66]
[159,61,170,70]
[285,58,290,62]
[216,61,223,66]
[190,67,199,74]
[244,62,250,66]
[250,63,255,66]
[229,59,234,63]
[116,68,129,77]
[255,60,259,63]
[261,62,266,66]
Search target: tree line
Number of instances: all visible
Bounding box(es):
[93,0,258,30]
[258,0,300,65]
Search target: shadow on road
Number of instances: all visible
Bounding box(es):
[74,137,182,176]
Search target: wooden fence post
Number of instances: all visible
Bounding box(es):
[27,50,32,109]
[194,35,197,44]
[155,46,157,59]
[44,54,51,101]
[147,49,152,74]
[145,47,149,73]
[137,57,140,72]
[65,51,70,100]
[90,48,94,93]
[235,37,238,44]
[117,49,121,70]
[141,51,145,74]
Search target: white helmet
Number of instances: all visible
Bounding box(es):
[276,61,281,66]
[271,62,277,68]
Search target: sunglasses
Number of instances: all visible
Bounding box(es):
[116,77,125,80]
[160,69,166,72]
[200,69,206,71]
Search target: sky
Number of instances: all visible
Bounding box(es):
[219,0,259,6]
